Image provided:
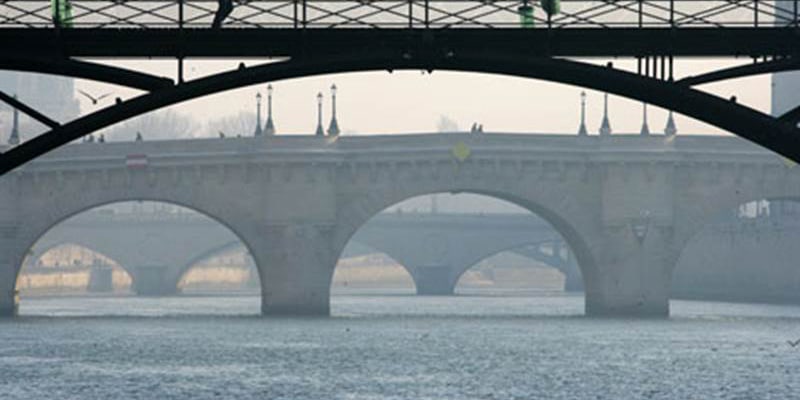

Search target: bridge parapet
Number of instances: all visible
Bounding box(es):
[13,134,785,174]
[1,0,796,29]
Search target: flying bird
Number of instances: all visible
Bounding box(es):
[788,339,800,348]
[78,90,112,105]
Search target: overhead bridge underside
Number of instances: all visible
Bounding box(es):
[2,28,799,59]
[2,0,800,173]
[2,51,800,175]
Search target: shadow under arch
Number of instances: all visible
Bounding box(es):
[14,198,262,310]
[672,197,800,305]
[2,50,799,174]
[333,190,596,307]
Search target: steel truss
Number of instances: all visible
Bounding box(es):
[1,0,799,29]
[1,52,799,175]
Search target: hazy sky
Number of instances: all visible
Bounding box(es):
[74,56,773,138]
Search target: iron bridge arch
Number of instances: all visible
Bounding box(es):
[1,50,800,173]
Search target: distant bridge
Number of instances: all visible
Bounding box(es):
[29,196,800,304]
[30,210,578,296]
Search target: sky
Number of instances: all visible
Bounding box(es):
[71,56,776,139]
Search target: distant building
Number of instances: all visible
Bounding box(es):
[0,72,80,142]
[772,1,800,117]
[772,72,800,117]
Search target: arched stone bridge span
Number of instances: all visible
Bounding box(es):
[1,133,798,317]
[31,209,576,296]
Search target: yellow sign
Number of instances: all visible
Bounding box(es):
[451,142,471,162]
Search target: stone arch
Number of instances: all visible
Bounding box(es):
[7,196,260,313]
[26,241,121,269]
[173,240,248,291]
[333,187,598,307]
[16,241,133,294]
[333,243,418,293]
[672,193,800,304]
[346,218,567,295]
[672,171,800,262]
[447,239,579,293]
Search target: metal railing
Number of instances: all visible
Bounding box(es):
[1,0,798,29]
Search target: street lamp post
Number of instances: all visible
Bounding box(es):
[254,92,263,136]
[599,93,612,136]
[664,110,677,136]
[328,84,340,136]
[8,96,19,146]
[315,92,324,136]
[265,84,276,135]
[578,91,588,136]
[640,103,650,136]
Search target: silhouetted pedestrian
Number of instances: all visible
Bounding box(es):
[212,0,233,28]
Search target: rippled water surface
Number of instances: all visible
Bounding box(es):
[2,293,800,399]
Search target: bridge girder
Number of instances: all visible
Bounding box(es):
[1,50,799,175]
[0,57,175,91]
[679,57,800,86]
[2,28,799,59]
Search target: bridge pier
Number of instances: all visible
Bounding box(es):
[583,233,674,318]
[562,257,584,293]
[257,224,337,316]
[0,287,18,317]
[131,265,179,296]
[87,265,114,293]
[1,261,20,316]
[0,219,23,317]
[410,265,457,296]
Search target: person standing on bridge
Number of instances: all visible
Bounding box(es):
[51,0,73,28]
[212,0,234,28]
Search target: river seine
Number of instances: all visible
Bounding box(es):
[2,292,799,399]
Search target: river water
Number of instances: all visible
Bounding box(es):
[2,292,799,399]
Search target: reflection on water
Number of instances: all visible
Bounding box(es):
[2,293,799,399]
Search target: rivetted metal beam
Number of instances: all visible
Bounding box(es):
[679,58,800,86]
[780,105,800,126]
[0,90,60,129]
[1,51,798,175]
[0,57,174,91]
[1,28,799,58]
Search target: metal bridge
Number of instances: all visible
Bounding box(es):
[1,1,800,173]
[3,0,799,29]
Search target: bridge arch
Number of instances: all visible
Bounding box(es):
[673,195,800,305]
[7,198,261,314]
[451,239,580,293]
[173,240,250,291]
[17,242,133,294]
[2,51,799,174]
[333,245,418,294]
[332,189,597,310]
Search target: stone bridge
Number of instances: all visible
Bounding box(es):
[2,133,798,317]
[29,210,576,296]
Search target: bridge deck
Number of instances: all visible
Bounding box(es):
[2,27,799,58]
[2,0,799,58]
[6,133,782,173]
